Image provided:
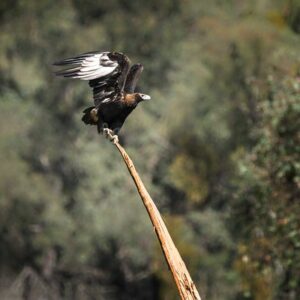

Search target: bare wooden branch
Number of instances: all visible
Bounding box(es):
[113,140,201,300]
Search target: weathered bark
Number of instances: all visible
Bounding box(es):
[113,140,201,300]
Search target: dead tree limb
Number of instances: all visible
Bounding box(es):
[112,140,201,300]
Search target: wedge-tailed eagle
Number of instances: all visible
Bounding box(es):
[54,51,150,142]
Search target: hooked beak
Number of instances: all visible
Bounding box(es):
[141,94,151,101]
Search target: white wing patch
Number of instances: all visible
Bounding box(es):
[54,52,118,81]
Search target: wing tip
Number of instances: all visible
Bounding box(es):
[53,51,119,80]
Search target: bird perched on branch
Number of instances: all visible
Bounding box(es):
[54,51,151,143]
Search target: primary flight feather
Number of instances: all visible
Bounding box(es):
[54,51,151,140]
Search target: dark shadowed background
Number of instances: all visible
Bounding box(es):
[0,1,299,299]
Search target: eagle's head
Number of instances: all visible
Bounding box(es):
[136,93,151,102]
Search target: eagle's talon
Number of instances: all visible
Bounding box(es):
[103,128,110,136]
[102,128,118,144]
[111,135,119,144]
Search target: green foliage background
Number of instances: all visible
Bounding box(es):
[0,1,299,299]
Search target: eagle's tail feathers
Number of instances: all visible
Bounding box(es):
[81,106,97,125]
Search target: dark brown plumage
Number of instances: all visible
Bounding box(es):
[54,51,150,136]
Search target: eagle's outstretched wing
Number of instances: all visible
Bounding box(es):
[54,51,130,107]
[124,64,144,93]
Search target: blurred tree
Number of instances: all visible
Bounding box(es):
[232,76,300,300]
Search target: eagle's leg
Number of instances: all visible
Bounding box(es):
[97,120,108,133]
[103,128,119,144]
